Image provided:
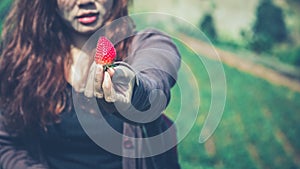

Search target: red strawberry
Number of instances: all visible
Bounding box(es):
[94,36,116,66]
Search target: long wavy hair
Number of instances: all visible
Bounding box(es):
[0,0,134,134]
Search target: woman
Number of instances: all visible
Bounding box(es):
[0,0,181,169]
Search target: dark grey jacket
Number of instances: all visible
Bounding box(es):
[0,29,181,169]
[0,116,180,169]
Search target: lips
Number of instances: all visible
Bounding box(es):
[76,12,99,25]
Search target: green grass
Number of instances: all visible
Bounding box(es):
[165,40,300,169]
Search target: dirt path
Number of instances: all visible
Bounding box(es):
[178,35,300,93]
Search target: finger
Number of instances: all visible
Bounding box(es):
[102,71,115,102]
[112,65,134,84]
[111,65,136,104]
[94,64,104,98]
[106,67,115,77]
[84,64,95,98]
[68,64,86,93]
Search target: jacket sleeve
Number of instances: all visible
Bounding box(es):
[0,116,48,169]
[123,29,181,123]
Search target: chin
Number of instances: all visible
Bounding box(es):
[76,27,100,34]
[75,29,98,35]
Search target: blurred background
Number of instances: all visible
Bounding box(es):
[131,1,300,168]
[1,0,300,169]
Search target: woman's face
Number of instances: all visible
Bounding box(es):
[57,0,113,34]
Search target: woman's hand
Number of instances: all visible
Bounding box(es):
[84,62,136,105]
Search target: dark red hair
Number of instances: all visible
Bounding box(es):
[0,0,134,134]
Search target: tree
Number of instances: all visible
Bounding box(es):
[199,13,217,41]
[251,0,288,52]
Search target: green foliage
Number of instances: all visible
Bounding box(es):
[287,0,300,4]
[199,13,217,41]
[251,0,288,53]
[274,45,300,66]
[165,40,300,169]
[0,0,11,18]
[0,0,12,35]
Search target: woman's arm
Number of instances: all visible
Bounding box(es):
[83,29,181,124]
[0,116,48,169]
[124,29,181,122]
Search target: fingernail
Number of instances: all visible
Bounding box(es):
[79,88,85,92]
[96,65,103,73]
[95,93,103,98]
